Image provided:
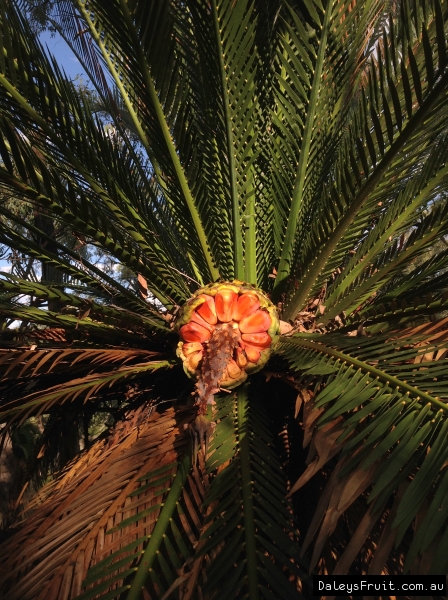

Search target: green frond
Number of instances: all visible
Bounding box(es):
[322,198,448,320]
[0,347,161,380]
[272,0,391,298]
[322,135,448,322]
[283,0,448,319]
[198,385,306,599]
[342,292,448,333]
[361,242,448,310]
[0,206,169,318]
[0,358,173,424]
[68,0,219,282]
[0,301,147,342]
[273,0,332,294]
[280,329,448,572]
[0,8,205,302]
[0,273,168,331]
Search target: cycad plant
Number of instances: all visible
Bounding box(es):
[0,0,448,597]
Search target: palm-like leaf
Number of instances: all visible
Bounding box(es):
[0,405,196,599]
[0,0,448,598]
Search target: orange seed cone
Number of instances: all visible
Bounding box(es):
[175,281,280,388]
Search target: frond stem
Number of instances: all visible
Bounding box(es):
[211,0,244,280]
[116,0,220,283]
[237,384,260,599]
[273,1,331,298]
[282,68,448,321]
[0,169,172,306]
[324,205,448,321]
[126,454,191,600]
[323,162,448,321]
[281,336,448,414]
[244,179,256,284]
[0,71,181,305]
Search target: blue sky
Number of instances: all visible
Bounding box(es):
[39,30,88,81]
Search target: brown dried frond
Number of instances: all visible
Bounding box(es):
[0,405,194,600]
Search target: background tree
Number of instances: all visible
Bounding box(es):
[0,0,447,599]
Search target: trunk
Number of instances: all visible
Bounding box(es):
[33,207,63,312]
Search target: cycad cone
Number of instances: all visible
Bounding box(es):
[175,281,280,388]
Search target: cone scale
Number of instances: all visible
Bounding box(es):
[175,281,280,412]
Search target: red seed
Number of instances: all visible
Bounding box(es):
[215,289,238,322]
[190,310,213,331]
[238,309,271,334]
[242,343,261,363]
[241,332,271,348]
[196,295,217,325]
[232,293,260,321]
[180,322,211,343]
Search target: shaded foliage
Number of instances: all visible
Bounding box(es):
[0,0,447,598]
